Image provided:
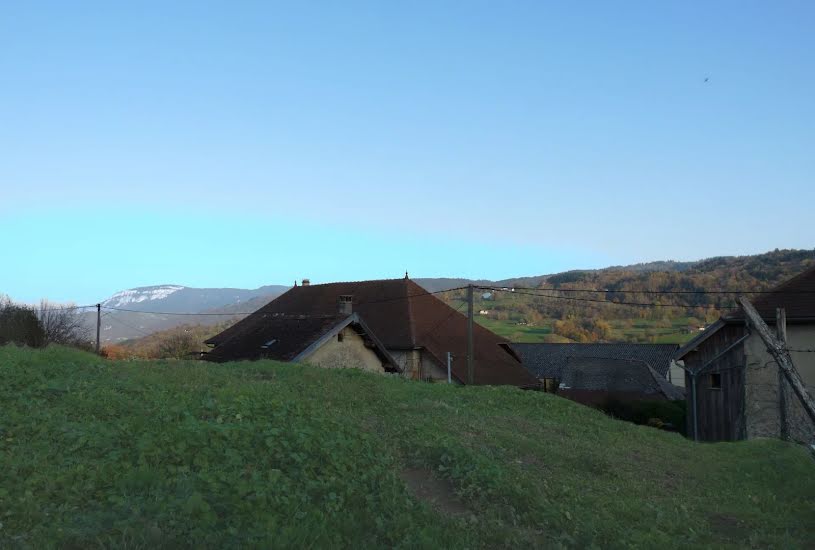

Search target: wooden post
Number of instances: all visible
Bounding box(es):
[777,308,788,440]
[739,297,815,425]
[95,303,101,354]
[467,285,474,385]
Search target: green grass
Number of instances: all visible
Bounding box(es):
[2,346,814,548]
[475,315,698,344]
[472,316,557,342]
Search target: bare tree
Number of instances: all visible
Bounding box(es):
[38,300,91,347]
[157,330,198,359]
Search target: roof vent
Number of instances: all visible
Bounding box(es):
[302,279,310,286]
[338,295,353,315]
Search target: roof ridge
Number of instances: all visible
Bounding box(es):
[288,277,410,287]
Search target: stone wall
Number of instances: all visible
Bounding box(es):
[304,327,385,373]
[744,329,815,442]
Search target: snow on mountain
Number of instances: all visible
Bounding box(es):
[102,285,186,308]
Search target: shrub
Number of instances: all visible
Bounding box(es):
[600,397,686,434]
[0,296,45,348]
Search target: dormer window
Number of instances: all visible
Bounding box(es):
[260,339,278,349]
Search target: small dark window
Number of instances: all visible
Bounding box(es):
[337,332,344,343]
[709,373,722,390]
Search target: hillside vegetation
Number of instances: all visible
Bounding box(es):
[2,346,814,548]
[445,249,815,344]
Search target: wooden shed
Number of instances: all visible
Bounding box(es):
[675,265,815,442]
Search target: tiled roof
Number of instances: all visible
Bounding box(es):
[561,357,685,400]
[206,278,538,387]
[204,313,398,369]
[510,343,678,379]
[205,314,344,362]
[726,264,815,321]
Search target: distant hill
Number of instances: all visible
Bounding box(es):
[418,249,815,292]
[83,284,288,343]
[87,248,815,343]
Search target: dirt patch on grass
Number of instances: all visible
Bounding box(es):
[710,513,744,538]
[399,468,469,516]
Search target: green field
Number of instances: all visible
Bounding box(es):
[475,315,699,345]
[2,346,814,548]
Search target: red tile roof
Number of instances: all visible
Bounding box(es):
[206,278,538,387]
[726,264,815,321]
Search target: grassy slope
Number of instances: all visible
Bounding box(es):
[1,347,814,549]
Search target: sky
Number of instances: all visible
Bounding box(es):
[1,1,813,304]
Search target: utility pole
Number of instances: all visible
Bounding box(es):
[467,284,474,385]
[447,352,453,384]
[777,307,788,440]
[739,297,815,425]
[95,303,101,354]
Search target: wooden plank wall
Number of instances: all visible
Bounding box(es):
[683,324,747,441]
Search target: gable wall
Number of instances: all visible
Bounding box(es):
[302,327,386,373]
[682,324,747,441]
[744,324,815,442]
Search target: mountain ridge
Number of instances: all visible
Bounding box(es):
[89,248,815,342]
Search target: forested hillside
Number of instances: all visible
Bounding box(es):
[438,249,815,344]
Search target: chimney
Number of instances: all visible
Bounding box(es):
[338,295,353,315]
[302,279,310,287]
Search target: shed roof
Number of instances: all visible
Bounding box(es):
[206,278,537,386]
[725,263,815,322]
[510,343,678,379]
[562,357,685,400]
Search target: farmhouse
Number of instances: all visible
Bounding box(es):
[675,265,815,442]
[511,342,681,389]
[205,277,538,387]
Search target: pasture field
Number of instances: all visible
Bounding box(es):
[475,315,697,344]
[1,345,814,548]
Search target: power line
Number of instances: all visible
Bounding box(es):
[33,305,97,312]
[105,315,152,338]
[100,286,468,316]
[503,285,815,296]
[481,287,740,309]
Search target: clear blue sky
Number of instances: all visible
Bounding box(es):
[1,1,813,304]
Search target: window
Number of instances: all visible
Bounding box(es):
[337,332,344,343]
[709,373,722,390]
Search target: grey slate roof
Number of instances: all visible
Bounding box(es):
[561,357,685,400]
[511,343,679,379]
